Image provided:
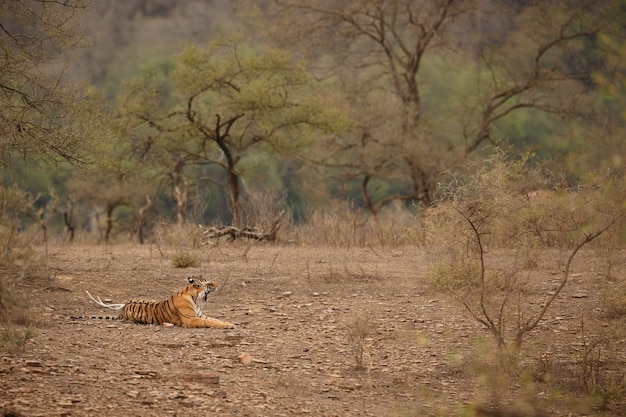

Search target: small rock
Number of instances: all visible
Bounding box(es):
[238,352,253,365]
[571,292,588,298]
[180,373,220,385]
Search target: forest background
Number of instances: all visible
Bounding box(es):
[2,0,626,246]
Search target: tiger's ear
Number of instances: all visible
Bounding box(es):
[188,277,195,284]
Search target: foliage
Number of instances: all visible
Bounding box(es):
[0,0,94,167]
[0,0,94,312]
[120,36,348,227]
[253,0,614,213]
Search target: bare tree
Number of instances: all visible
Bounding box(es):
[249,0,611,212]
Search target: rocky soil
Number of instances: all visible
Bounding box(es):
[1,243,625,416]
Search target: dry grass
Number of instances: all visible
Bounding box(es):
[344,310,372,370]
[601,281,626,319]
[288,200,419,247]
[170,251,201,268]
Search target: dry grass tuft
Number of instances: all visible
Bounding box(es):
[344,310,372,370]
[600,281,626,319]
[170,251,201,268]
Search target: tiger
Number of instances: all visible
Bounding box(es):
[82,276,235,329]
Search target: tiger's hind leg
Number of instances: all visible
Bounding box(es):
[182,317,235,329]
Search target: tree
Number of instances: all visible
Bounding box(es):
[0,0,92,167]
[63,88,158,242]
[1,0,92,291]
[122,38,347,226]
[249,0,614,212]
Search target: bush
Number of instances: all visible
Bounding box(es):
[171,251,201,268]
[601,281,626,319]
[0,324,35,353]
[344,311,372,370]
[427,149,625,354]
[428,261,482,291]
[293,200,419,247]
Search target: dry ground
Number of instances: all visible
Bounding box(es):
[1,242,625,416]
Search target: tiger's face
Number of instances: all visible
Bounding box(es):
[187,276,218,302]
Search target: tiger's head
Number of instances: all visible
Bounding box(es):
[187,276,218,302]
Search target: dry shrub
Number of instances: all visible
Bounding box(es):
[293,200,419,247]
[429,260,512,298]
[464,339,548,417]
[532,322,626,414]
[0,323,36,354]
[153,220,203,250]
[240,187,289,233]
[428,261,482,291]
[426,150,625,355]
[373,201,421,246]
[295,201,369,246]
[170,251,201,268]
[344,311,372,370]
[0,186,50,311]
[577,337,626,411]
[0,294,38,354]
[600,281,626,319]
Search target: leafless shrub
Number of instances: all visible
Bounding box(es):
[0,186,52,312]
[240,188,289,235]
[153,220,202,252]
[0,302,38,354]
[535,320,626,412]
[428,150,624,355]
[344,311,372,370]
[575,322,626,411]
[293,200,419,247]
[296,201,369,247]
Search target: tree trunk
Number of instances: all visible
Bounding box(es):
[227,167,240,227]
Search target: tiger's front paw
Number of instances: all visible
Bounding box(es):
[224,322,236,329]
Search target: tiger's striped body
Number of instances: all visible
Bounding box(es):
[85,277,235,329]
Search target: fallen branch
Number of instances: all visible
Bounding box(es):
[199,211,284,244]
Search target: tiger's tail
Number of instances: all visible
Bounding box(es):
[86,290,126,310]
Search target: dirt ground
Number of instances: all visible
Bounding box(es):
[1,242,625,417]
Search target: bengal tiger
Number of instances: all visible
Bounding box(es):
[82,276,235,329]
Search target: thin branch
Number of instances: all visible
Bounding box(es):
[520,214,624,334]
